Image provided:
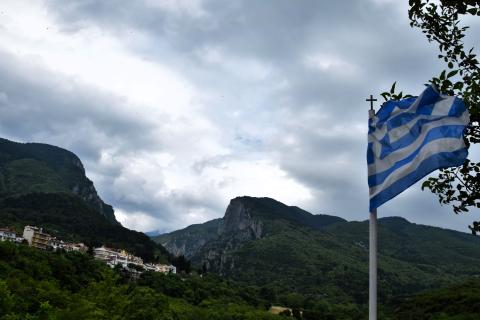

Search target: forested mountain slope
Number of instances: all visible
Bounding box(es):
[0,138,116,222]
[0,137,168,261]
[156,196,480,304]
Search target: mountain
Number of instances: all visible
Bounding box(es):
[0,138,168,261]
[0,138,116,223]
[154,196,480,304]
[155,218,222,257]
[155,197,345,259]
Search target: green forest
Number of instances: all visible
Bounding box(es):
[1,241,480,320]
[0,241,280,320]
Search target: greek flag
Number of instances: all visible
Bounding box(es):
[368,85,469,211]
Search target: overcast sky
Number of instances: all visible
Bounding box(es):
[0,0,478,233]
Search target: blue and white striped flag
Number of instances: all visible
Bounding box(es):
[368,85,470,211]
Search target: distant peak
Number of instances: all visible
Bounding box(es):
[225,196,346,230]
[379,216,410,224]
[229,196,287,207]
[378,216,410,223]
[231,196,276,202]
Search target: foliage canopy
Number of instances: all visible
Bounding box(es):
[383,0,480,233]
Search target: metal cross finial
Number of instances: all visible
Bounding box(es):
[366,95,377,111]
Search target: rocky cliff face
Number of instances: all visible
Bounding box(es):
[199,198,265,273]
[162,234,210,258]
[155,219,222,258]
[70,172,117,224]
[155,197,266,270]
[218,198,264,239]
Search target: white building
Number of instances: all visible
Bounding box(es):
[144,263,177,274]
[158,264,176,274]
[94,246,143,268]
[50,238,88,253]
[94,246,120,267]
[94,246,175,274]
[0,228,23,243]
[65,242,88,253]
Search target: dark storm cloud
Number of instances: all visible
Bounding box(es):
[0,50,161,161]
[45,0,477,230]
[0,48,187,227]
[2,0,476,232]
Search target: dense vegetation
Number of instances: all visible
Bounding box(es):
[0,192,169,262]
[0,241,283,320]
[227,217,480,304]
[2,241,480,319]
[393,279,480,319]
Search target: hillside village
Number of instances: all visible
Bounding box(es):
[0,225,176,275]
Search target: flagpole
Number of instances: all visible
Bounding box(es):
[369,209,377,320]
[366,94,378,320]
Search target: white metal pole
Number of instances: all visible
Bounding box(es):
[367,96,378,320]
[369,209,377,320]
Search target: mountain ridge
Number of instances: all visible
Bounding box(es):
[0,137,169,261]
[155,196,346,258]
[0,137,117,223]
[154,196,480,304]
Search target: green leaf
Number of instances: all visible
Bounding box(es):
[447,70,459,78]
[442,79,452,88]
[467,8,477,15]
[390,82,397,94]
[453,82,464,90]
[421,180,431,190]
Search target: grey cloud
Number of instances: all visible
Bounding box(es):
[2,0,476,232]
[192,154,231,174]
[0,50,162,162]
[45,0,477,231]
